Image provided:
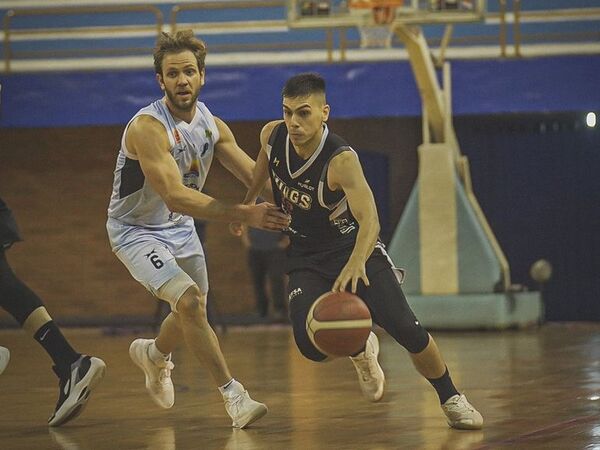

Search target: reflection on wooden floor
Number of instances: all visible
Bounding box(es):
[1,323,600,449]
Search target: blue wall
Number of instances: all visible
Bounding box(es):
[456,114,600,321]
[1,55,599,128]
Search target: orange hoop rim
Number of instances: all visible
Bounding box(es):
[349,0,404,9]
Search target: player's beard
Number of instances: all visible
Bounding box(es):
[165,87,199,113]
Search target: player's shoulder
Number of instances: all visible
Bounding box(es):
[329,145,360,174]
[260,120,284,143]
[126,114,169,148]
[326,128,350,148]
[129,113,164,133]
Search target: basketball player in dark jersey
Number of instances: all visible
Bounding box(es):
[237,73,483,429]
[0,196,106,426]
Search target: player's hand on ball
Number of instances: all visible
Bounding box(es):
[333,258,369,293]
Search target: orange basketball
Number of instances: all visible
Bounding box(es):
[306,291,372,357]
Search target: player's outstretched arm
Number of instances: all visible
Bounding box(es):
[231,121,283,236]
[328,150,381,293]
[213,116,255,188]
[213,116,274,202]
[243,120,282,206]
[127,115,288,230]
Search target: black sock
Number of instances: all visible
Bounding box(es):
[33,321,80,373]
[427,367,459,404]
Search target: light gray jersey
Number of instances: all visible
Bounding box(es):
[107,99,219,228]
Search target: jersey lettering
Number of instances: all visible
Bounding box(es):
[272,172,312,210]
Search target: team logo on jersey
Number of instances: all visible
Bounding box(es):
[204,129,213,139]
[201,142,209,157]
[298,181,314,191]
[273,157,280,167]
[183,158,200,190]
[173,128,181,144]
[272,172,312,210]
[288,288,303,301]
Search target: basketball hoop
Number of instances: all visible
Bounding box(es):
[349,0,403,48]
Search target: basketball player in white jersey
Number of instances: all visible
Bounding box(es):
[106,30,289,428]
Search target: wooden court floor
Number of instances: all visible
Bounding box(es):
[1,323,599,449]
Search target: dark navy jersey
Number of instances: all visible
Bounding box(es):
[0,197,23,249]
[267,122,359,261]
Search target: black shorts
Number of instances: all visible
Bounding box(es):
[287,245,429,361]
[0,198,22,250]
[286,241,392,279]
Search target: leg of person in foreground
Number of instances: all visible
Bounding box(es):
[129,278,267,428]
[0,249,106,426]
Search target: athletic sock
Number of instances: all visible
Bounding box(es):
[33,321,80,372]
[350,345,367,358]
[149,340,169,363]
[218,378,236,395]
[427,367,459,404]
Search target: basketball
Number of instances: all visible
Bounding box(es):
[306,291,372,357]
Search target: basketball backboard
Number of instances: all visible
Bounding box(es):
[287,0,486,29]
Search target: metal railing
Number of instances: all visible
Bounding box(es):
[1,1,599,72]
[168,0,333,59]
[498,0,600,58]
[170,0,284,32]
[2,5,163,73]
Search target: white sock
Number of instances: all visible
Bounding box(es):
[218,378,237,395]
[149,340,169,364]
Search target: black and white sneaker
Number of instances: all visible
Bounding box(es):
[48,355,106,427]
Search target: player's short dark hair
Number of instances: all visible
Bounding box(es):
[153,30,207,75]
[282,73,326,99]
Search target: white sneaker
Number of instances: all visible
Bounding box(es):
[223,381,268,428]
[350,332,385,402]
[442,394,484,430]
[129,339,174,409]
[0,346,9,375]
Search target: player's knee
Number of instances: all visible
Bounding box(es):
[176,287,205,318]
[296,338,328,362]
[0,271,44,326]
[397,321,430,354]
[155,271,198,314]
[289,307,328,362]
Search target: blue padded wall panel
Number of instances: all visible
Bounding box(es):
[1,55,599,128]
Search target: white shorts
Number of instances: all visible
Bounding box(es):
[106,217,209,297]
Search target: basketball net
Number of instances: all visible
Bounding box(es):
[349,0,403,48]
